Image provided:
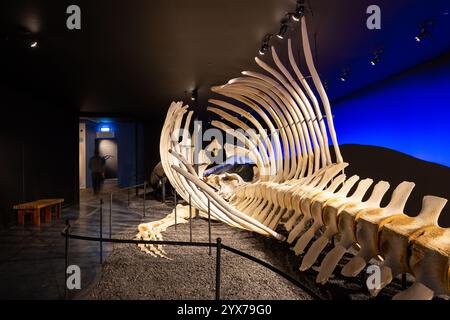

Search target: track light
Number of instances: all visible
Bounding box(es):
[30,41,38,48]
[370,49,383,66]
[415,28,429,42]
[259,34,273,55]
[292,1,306,21]
[259,43,269,55]
[340,69,350,82]
[191,89,198,101]
[276,14,293,40]
[292,12,302,22]
[370,56,380,66]
[415,20,435,43]
[277,24,288,39]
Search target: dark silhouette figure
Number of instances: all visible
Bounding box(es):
[89,151,106,195]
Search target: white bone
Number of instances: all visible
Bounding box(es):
[316,181,391,284]
[341,181,416,277]
[292,175,360,256]
[299,178,374,271]
[372,196,447,296]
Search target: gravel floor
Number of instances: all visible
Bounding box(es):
[84,198,447,301]
[85,214,312,300]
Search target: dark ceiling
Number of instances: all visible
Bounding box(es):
[1,0,449,120]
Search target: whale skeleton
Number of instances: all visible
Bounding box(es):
[150,16,450,300]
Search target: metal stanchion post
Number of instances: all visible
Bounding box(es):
[109,193,113,239]
[360,270,365,289]
[162,178,166,204]
[143,182,147,218]
[100,199,103,265]
[215,238,222,300]
[189,195,192,242]
[402,273,407,289]
[64,220,70,300]
[208,198,211,256]
[174,188,177,230]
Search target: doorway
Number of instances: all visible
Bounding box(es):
[78,116,145,197]
[97,139,118,180]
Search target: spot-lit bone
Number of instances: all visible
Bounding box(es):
[341,181,415,277]
[292,175,360,256]
[299,178,374,271]
[287,173,347,244]
[394,226,450,300]
[373,196,447,297]
[315,181,391,284]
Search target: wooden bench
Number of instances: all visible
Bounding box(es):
[14,199,64,226]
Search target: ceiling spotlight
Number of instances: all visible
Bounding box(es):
[259,43,269,55]
[340,69,350,82]
[30,41,38,48]
[292,1,306,21]
[414,20,435,43]
[277,14,292,40]
[370,49,383,66]
[259,34,273,55]
[415,28,429,42]
[191,89,198,101]
[370,56,380,66]
[277,24,288,39]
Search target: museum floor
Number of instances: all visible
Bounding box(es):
[0,182,152,300]
[0,184,439,300]
[84,217,415,300]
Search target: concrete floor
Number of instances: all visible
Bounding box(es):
[0,182,164,300]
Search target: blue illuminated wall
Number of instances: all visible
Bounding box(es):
[333,52,450,168]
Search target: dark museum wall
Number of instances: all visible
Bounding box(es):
[0,85,78,227]
[143,119,164,180]
[333,53,450,227]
